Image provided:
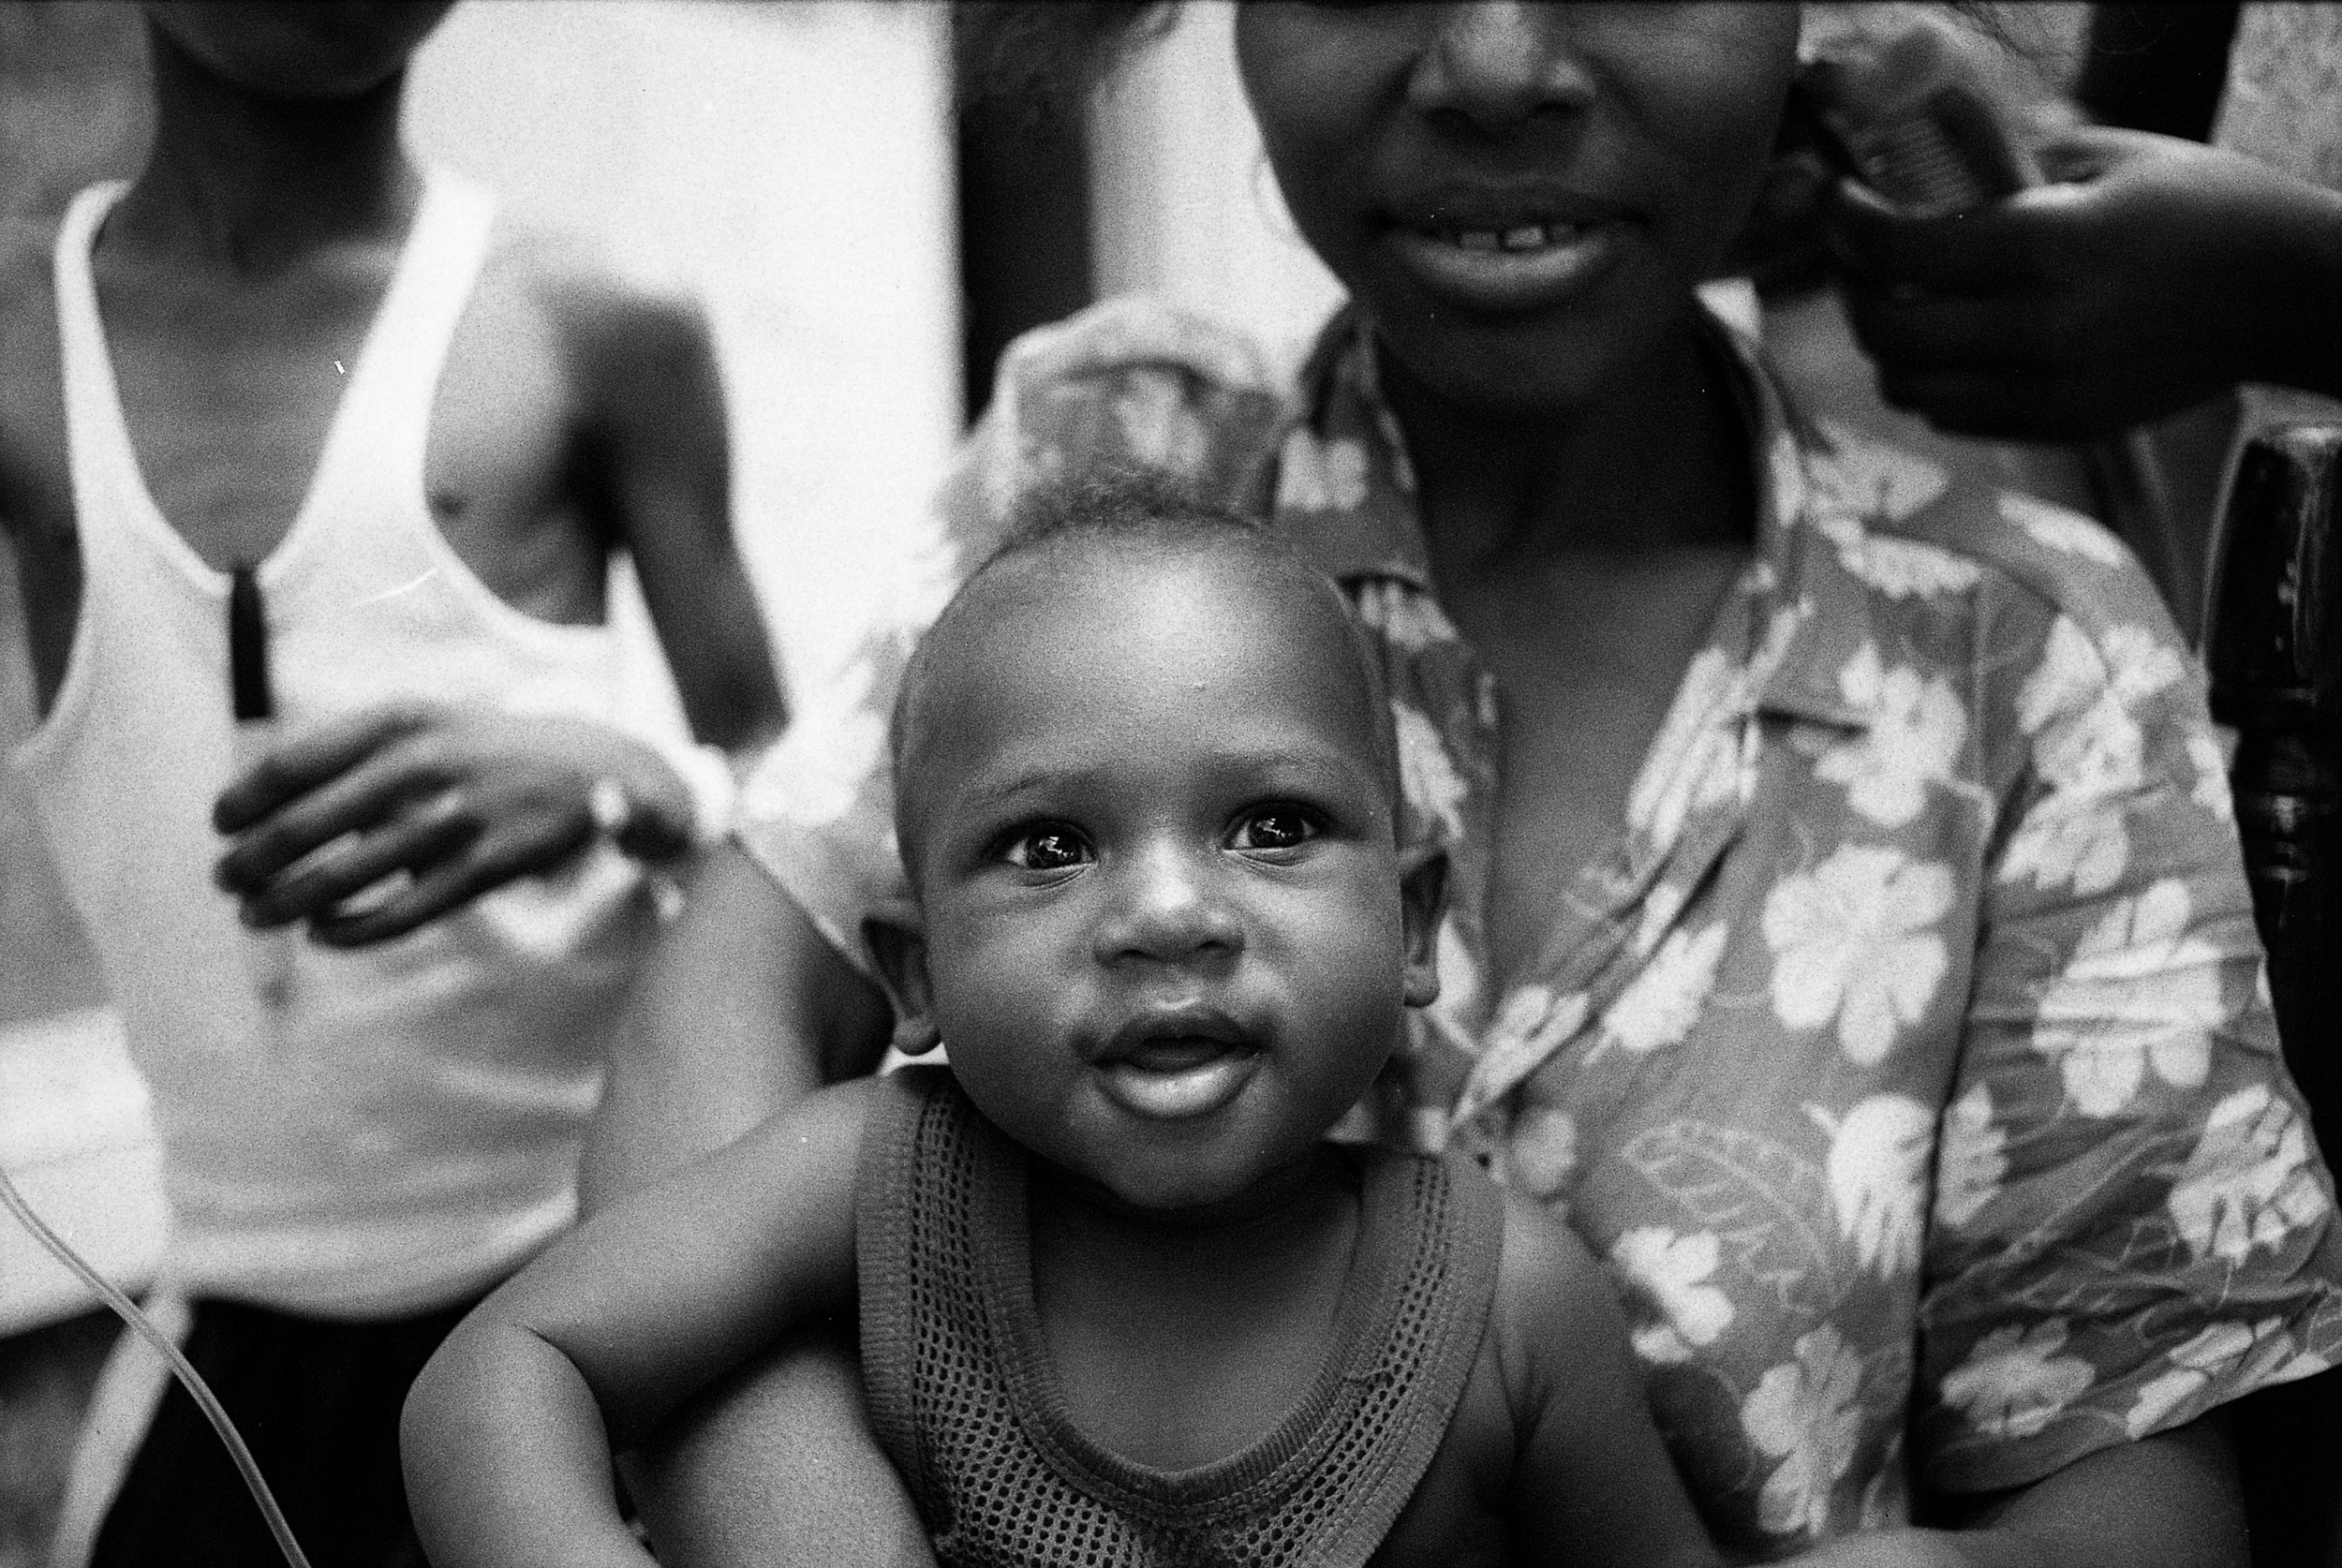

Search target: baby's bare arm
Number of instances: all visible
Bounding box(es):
[400,1077,874,1568]
[1374,1191,1721,1568]
[582,846,891,1211]
[1490,1192,1722,1568]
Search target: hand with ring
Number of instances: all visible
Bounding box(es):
[213,700,698,948]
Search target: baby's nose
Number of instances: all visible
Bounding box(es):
[1094,847,1244,966]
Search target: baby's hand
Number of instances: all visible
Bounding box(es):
[1829,126,2342,440]
[214,699,694,945]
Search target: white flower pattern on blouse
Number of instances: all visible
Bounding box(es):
[1743,1324,1869,1539]
[1933,1082,2007,1232]
[2126,1318,2328,1440]
[1612,1227,1737,1367]
[1823,1094,1935,1280]
[1811,643,1967,827]
[2006,491,2130,565]
[2029,881,2225,1117]
[735,296,2342,1557]
[2167,1084,2330,1265]
[1595,922,1727,1059]
[1763,846,1954,1066]
[1939,1323,2096,1441]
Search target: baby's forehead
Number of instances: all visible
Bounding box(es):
[995,537,1336,639]
[942,540,1360,695]
[897,537,1394,793]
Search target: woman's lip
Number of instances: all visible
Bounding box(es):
[1384,222,1625,315]
[1095,1043,1258,1121]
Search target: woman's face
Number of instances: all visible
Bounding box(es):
[1236,3,1800,420]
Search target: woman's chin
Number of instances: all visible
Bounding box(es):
[1368,292,1709,430]
[1374,325,1619,426]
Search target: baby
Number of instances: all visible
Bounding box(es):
[400,481,1723,1568]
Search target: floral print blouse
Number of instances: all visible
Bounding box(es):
[738,294,2342,1559]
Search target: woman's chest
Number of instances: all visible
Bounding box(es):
[93,255,607,603]
[1439,551,1743,978]
[1453,733,2003,1552]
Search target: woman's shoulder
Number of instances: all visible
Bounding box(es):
[974,297,1305,508]
[1805,415,2185,649]
[991,294,1291,404]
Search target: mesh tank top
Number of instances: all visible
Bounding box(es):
[857,1068,1503,1568]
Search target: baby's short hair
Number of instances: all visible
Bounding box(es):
[887,471,1400,855]
[987,469,1273,567]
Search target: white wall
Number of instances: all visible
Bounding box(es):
[2,0,964,1336]
[408,0,962,713]
[1087,1,1344,374]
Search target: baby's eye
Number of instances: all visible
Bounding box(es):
[1230,806,1319,852]
[1003,824,1093,872]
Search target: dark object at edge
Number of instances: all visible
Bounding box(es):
[2075,2,2242,145]
[2204,422,2342,1568]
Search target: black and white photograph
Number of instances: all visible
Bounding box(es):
[4,5,2342,1566]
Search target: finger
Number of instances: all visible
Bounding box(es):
[236,796,480,928]
[215,701,431,832]
[306,857,486,948]
[215,746,457,894]
[2028,123,2172,185]
[307,814,592,947]
[1824,178,2060,293]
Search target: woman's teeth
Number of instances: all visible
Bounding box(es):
[1447,223,1582,253]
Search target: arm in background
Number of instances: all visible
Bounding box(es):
[214,273,790,946]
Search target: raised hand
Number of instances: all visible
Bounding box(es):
[1829,126,2342,441]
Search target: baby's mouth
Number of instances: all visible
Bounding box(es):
[1093,1018,1260,1121]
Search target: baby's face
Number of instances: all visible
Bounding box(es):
[893,545,1430,1213]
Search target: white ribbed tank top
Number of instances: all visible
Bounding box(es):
[13,173,657,1318]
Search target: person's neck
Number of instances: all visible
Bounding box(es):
[1036,1144,1357,1254]
[109,24,420,280]
[1386,312,1756,573]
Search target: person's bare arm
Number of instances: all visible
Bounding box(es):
[401,1077,875,1568]
[568,274,785,754]
[213,261,787,944]
[1829,126,2342,442]
[1773,1417,2245,1568]
[578,849,918,1568]
[579,842,890,1211]
[1494,1193,1722,1568]
[629,1331,937,1568]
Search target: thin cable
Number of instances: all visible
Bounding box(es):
[0,1165,314,1568]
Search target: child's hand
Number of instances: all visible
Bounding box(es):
[213,700,697,945]
[1827,126,2342,440]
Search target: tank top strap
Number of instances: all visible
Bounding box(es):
[298,168,497,530]
[52,181,147,561]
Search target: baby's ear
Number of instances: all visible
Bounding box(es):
[1397,842,1448,1010]
[863,910,941,1057]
